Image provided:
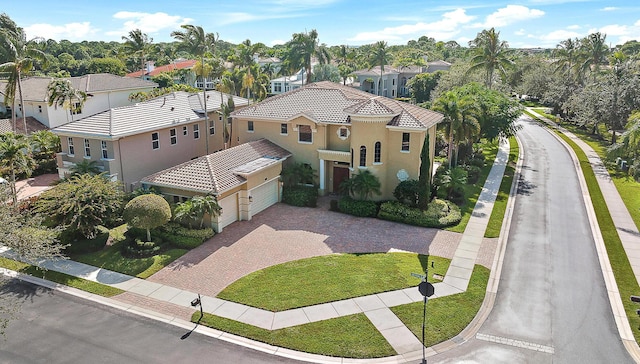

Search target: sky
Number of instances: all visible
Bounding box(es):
[2,0,640,49]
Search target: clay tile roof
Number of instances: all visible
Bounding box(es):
[126,60,198,78]
[232,81,442,129]
[0,117,48,134]
[142,139,291,194]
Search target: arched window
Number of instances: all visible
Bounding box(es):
[374,142,381,163]
[359,145,366,167]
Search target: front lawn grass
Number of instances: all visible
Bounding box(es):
[72,240,187,279]
[193,312,396,358]
[0,257,124,297]
[392,264,489,347]
[446,140,500,233]
[485,137,519,238]
[218,253,450,312]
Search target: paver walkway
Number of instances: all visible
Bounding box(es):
[0,139,510,360]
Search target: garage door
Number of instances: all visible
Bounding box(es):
[217,193,238,231]
[250,179,279,216]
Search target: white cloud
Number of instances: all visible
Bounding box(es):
[270,39,286,46]
[24,22,98,41]
[348,8,475,44]
[474,5,544,28]
[106,12,192,37]
[515,28,526,36]
[600,7,619,11]
[534,29,583,47]
[217,12,299,26]
[567,25,581,30]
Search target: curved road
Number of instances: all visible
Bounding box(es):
[433,117,633,363]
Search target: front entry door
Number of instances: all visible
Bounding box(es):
[333,167,350,193]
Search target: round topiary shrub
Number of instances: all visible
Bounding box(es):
[123,194,171,242]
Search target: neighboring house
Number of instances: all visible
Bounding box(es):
[0,116,49,134]
[231,81,443,200]
[0,74,157,129]
[269,69,307,95]
[125,60,198,81]
[51,90,249,191]
[142,138,291,232]
[352,60,451,98]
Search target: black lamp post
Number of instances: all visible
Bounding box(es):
[191,294,203,322]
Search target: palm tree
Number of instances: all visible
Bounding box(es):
[0,132,33,206]
[0,25,48,134]
[578,32,609,82]
[171,25,218,155]
[368,41,392,96]
[191,195,222,229]
[467,28,513,89]
[552,38,580,82]
[432,91,479,167]
[69,159,101,176]
[121,29,153,78]
[288,29,330,85]
[441,166,468,200]
[348,170,381,201]
[219,97,235,149]
[29,130,60,159]
[174,200,198,229]
[46,78,87,123]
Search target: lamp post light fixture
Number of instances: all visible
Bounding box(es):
[413,260,435,364]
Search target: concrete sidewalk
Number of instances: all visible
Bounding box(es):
[1,139,512,363]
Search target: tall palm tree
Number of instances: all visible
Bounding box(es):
[0,26,47,134]
[46,78,87,123]
[368,41,392,96]
[432,91,479,167]
[69,159,101,176]
[348,170,381,201]
[467,27,513,89]
[0,132,33,206]
[121,29,153,78]
[288,29,330,85]
[579,32,609,82]
[29,130,60,159]
[171,25,218,154]
[552,38,580,82]
[334,45,357,85]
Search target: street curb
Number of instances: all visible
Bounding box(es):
[526,109,640,363]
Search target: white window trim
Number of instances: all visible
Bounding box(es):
[67,137,75,156]
[100,140,108,160]
[337,127,350,140]
[297,125,313,144]
[183,126,188,136]
[84,139,91,158]
[152,132,160,150]
[193,124,200,139]
[247,121,254,133]
[170,128,177,145]
[280,123,288,136]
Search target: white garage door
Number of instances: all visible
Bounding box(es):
[250,179,279,216]
[218,193,238,230]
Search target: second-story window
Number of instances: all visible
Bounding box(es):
[298,124,312,143]
[170,128,177,145]
[68,137,74,155]
[101,140,108,159]
[209,120,215,135]
[359,146,366,167]
[402,133,410,151]
[152,132,159,150]
[248,121,254,132]
[193,124,200,139]
[374,142,381,163]
[183,126,188,136]
[71,102,82,115]
[84,139,91,157]
[281,123,288,135]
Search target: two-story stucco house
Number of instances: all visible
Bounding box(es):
[230,81,443,200]
[353,60,451,98]
[51,90,248,191]
[0,73,157,129]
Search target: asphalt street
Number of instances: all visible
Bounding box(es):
[432,117,633,363]
[0,278,305,364]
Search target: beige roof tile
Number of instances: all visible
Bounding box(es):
[232,81,442,129]
[142,139,291,194]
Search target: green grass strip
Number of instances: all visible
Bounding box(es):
[391,265,489,347]
[72,240,187,279]
[526,110,640,344]
[485,137,519,238]
[218,253,450,311]
[0,256,124,297]
[193,312,396,358]
[446,140,500,233]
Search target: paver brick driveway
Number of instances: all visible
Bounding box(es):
[149,198,497,297]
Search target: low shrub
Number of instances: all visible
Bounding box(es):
[393,180,420,207]
[156,222,213,249]
[282,185,318,207]
[122,238,162,258]
[33,158,58,176]
[337,197,378,217]
[378,199,461,228]
[464,165,481,184]
[170,235,205,249]
[469,155,485,168]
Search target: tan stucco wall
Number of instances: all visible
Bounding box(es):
[326,124,351,152]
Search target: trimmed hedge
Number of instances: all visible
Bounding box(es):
[282,185,318,207]
[378,199,461,228]
[122,239,163,258]
[337,197,378,217]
